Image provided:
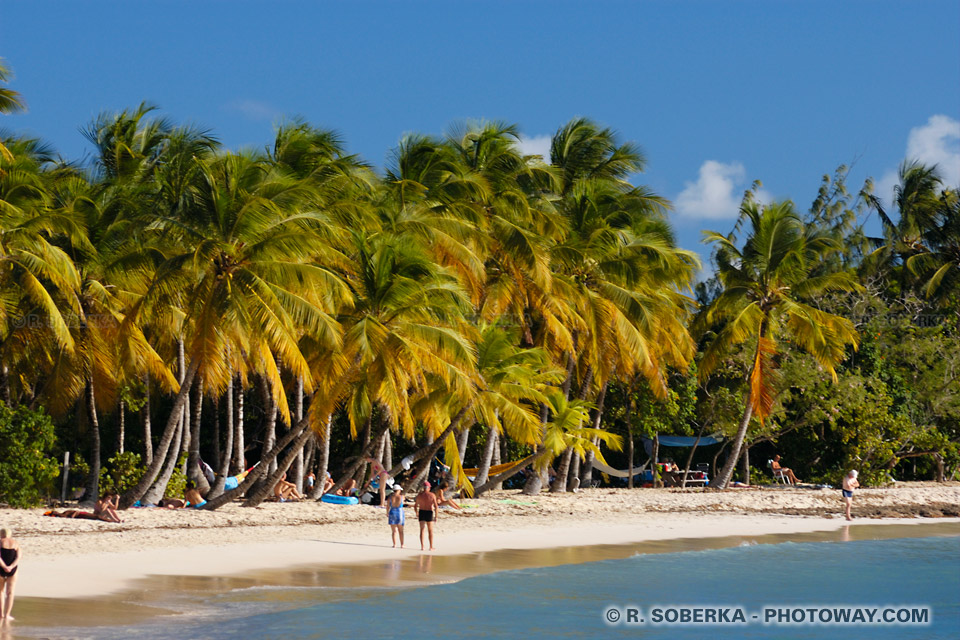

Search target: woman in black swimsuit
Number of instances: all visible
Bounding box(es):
[0,527,19,622]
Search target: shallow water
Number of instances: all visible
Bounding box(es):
[10,521,960,639]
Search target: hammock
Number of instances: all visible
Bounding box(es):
[591,460,648,479]
[463,460,525,479]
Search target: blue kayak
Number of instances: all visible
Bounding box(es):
[320,494,359,505]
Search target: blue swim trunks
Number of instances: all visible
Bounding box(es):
[388,506,405,526]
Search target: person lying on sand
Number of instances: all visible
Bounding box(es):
[43,509,99,519]
[273,473,302,502]
[771,455,801,484]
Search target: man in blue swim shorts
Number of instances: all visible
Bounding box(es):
[387,486,405,548]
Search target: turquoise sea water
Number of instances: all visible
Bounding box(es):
[19,534,960,639]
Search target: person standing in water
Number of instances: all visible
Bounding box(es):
[415,482,439,551]
[0,527,20,622]
[387,486,405,548]
[842,470,860,521]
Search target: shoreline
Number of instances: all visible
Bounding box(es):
[3,483,959,602]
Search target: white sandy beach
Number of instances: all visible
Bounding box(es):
[3,482,958,599]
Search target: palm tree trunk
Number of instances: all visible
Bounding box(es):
[331,416,393,495]
[242,420,317,507]
[741,445,751,485]
[142,410,184,505]
[204,404,314,510]
[568,450,581,491]
[474,426,498,488]
[552,447,574,492]
[493,432,503,490]
[308,417,332,499]
[187,376,208,492]
[474,448,550,496]
[680,423,705,488]
[651,435,660,487]
[178,339,190,461]
[212,395,220,471]
[0,365,11,405]
[457,425,470,464]
[207,381,236,500]
[627,389,635,489]
[142,371,153,467]
[709,390,754,489]
[82,378,101,506]
[120,358,199,508]
[580,382,607,486]
[383,428,392,470]
[117,399,125,454]
[292,376,304,494]
[384,403,474,488]
[233,379,244,473]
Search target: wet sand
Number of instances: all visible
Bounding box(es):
[8,519,960,636]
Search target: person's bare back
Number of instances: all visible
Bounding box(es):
[415,489,438,511]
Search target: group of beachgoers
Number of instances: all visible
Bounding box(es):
[1,459,864,624]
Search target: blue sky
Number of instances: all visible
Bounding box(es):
[2,0,958,264]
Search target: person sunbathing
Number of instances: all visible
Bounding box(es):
[433,481,462,510]
[771,455,801,484]
[93,493,123,523]
[184,481,207,508]
[337,478,357,496]
[44,509,99,519]
[322,471,335,494]
[273,474,302,501]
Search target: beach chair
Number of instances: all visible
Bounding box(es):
[768,459,793,485]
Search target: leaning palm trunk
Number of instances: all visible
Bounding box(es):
[204,408,314,510]
[457,425,471,464]
[474,448,550,497]
[580,383,608,486]
[474,427,499,488]
[142,413,184,505]
[385,403,473,490]
[120,358,199,508]
[242,422,316,507]
[709,390,754,489]
[81,378,101,506]
[330,418,393,495]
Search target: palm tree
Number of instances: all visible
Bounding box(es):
[123,149,348,506]
[0,136,83,403]
[0,59,26,163]
[699,199,861,488]
[319,234,477,492]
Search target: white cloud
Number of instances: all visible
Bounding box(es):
[515,134,552,162]
[675,160,767,219]
[225,99,281,122]
[875,114,960,205]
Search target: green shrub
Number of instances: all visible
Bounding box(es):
[99,451,145,495]
[0,403,60,507]
[165,453,188,499]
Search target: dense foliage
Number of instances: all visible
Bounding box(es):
[0,59,957,506]
[0,403,60,507]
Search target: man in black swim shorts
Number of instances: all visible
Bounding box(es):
[415,482,439,550]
